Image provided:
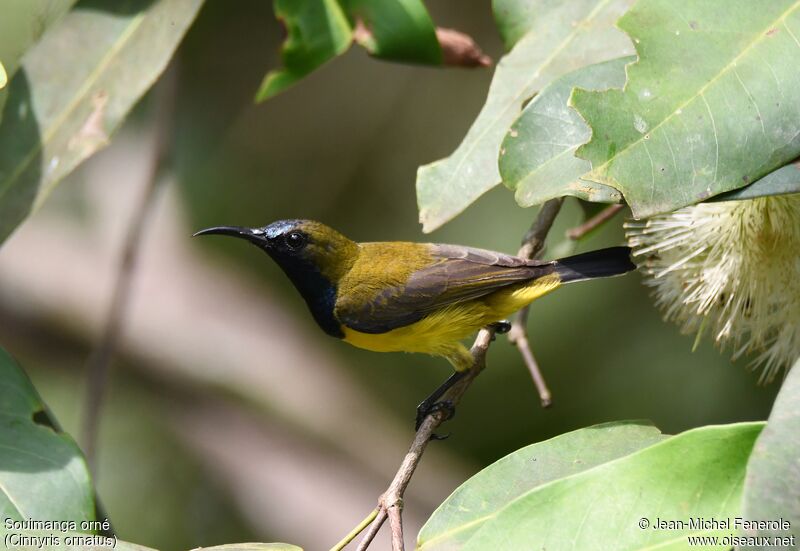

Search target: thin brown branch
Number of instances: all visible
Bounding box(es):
[352,201,564,550]
[388,505,404,550]
[519,198,564,259]
[356,329,496,551]
[566,203,624,240]
[356,509,387,551]
[81,68,177,471]
[507,198,564,407]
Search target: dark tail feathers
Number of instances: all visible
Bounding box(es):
[554,246,635,283]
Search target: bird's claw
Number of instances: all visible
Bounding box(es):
[415,399,456,433]
[489,320,512,337]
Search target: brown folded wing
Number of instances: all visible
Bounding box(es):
[335,244,554,334]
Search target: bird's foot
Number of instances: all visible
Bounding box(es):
[415,399,456,440]
[489,320,512,339]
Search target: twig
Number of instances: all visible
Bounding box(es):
[518,198,564,259]
[507,198,564,407]
[356,509,388,551]
[356,329,496,551]
[80,69,176,471]
[331,508,379,551]
[347,201,564,550]
[566,203,624,240]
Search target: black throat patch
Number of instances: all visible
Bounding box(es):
[276,259,343,338]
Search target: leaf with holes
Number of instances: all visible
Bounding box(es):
[500,57,629,208]
[416,0,635,233]
[572,0,800,218]
[0,347,94,525]
[418,422,762,550]
[741,358,800,546]
[255,0,352,102]
[0,0,204,245]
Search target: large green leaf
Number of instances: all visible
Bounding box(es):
[741,359,800,547]
[709,160,800,202]
[344,0,441,64]
[0,347,94,524]
[572,0,800,218]
[420,422,762,550]
[255,0,352,102]
[415,0,634,233]
[499,57,628,208]
[0,0,78,121]
[418,421,666,550]
[0,0,204,245]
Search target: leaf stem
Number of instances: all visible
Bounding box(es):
[330,508,379,551]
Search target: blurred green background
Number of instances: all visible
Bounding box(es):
[0,1,780,550]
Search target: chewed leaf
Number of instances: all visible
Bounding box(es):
[256,0,352,102]
[572,0,800,218]
[0,347,94,524]
[500,57,630,207]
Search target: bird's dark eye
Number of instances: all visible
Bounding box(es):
[285,231,307,250]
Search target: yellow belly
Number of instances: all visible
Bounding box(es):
[341,274,560,370]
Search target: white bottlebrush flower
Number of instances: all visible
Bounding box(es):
[625,194,800,382]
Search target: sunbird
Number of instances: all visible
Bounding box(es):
[195,219,634,423]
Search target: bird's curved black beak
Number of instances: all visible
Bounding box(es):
[193,226,268,247]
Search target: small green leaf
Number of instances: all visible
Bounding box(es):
[419,422,762,550]
[0,347,94,524]
[572,0,800,218]
[344,0,441,64]
[741,359,800,546]
[491,0,537,50]
[709,161,800,202]
[418,421,666,549]
[255,0,352,102]
[500,57,629,208]
[416,0,634,233]
[0,0,204,245]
